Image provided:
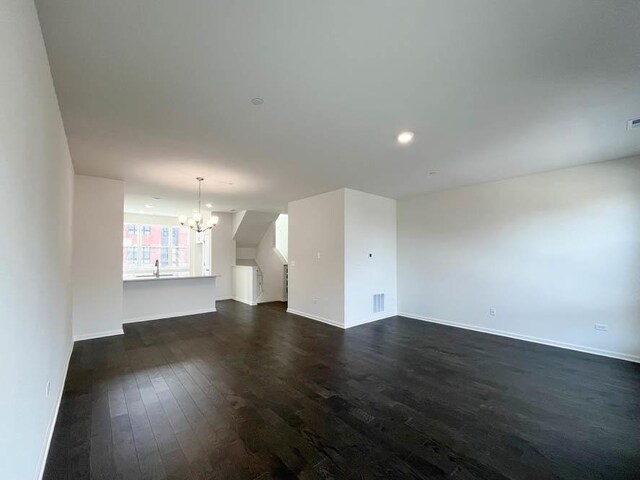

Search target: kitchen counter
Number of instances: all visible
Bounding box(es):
[123,274,220,283]
[122,274,219,323]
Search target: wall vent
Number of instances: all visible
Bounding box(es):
[373,293,385,313]
[627,118,640,130]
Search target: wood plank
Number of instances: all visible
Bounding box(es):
[44,300,640,479]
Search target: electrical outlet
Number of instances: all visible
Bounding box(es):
[317,252,321,259]
[594,323,608,332]
[46,381,51,398]
[290,260,295,267]
[489,308,497,317]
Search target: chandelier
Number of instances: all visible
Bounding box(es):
[178,177,219,232]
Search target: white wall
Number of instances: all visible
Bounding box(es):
[233,210,279,247]
[237,247,257,261]
[275,213,289,261]
[73,175,124,340]
[231,209,246,238]
[288,189,346,326]
[256,221,286,303]
[344,189,397,327]
[211,212,236,300]
[0,1,74,478]
[398,158,640,362]
[124,212,178,226]
[231,266,259,305]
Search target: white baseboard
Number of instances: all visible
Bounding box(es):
[398,312,640,364]
[286,308,398,330]
[123,307,216,324]
[286,308,344,328]
[36,340,73,480]
[73,328,124,341]
[216,296,232,301]
[257,297,286,304]
[286,308,398,329]
[345,311,398,328]
[233,297,257,306]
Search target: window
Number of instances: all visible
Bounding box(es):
[123,223,190,273]
[125,247,137,265]
[142,246,151,264]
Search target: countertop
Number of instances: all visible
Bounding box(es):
[123,274,220,283]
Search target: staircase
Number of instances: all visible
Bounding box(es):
[232,211,288,304]
[232,210,279,247]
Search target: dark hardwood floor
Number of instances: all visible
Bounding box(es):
[44,300,640,479]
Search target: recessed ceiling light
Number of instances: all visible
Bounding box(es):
[205,203,213,208]
[144,204,153,208]
[428,171,437,176]
[397,131,415,144]
[251,97,264,106]
[152,196,161,200]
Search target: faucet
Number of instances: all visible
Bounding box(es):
[153,259,159,278]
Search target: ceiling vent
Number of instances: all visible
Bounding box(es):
[627,118,640,130]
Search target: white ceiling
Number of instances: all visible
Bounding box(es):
[36,0,640,214]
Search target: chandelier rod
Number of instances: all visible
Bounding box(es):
[196,176,204,214]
